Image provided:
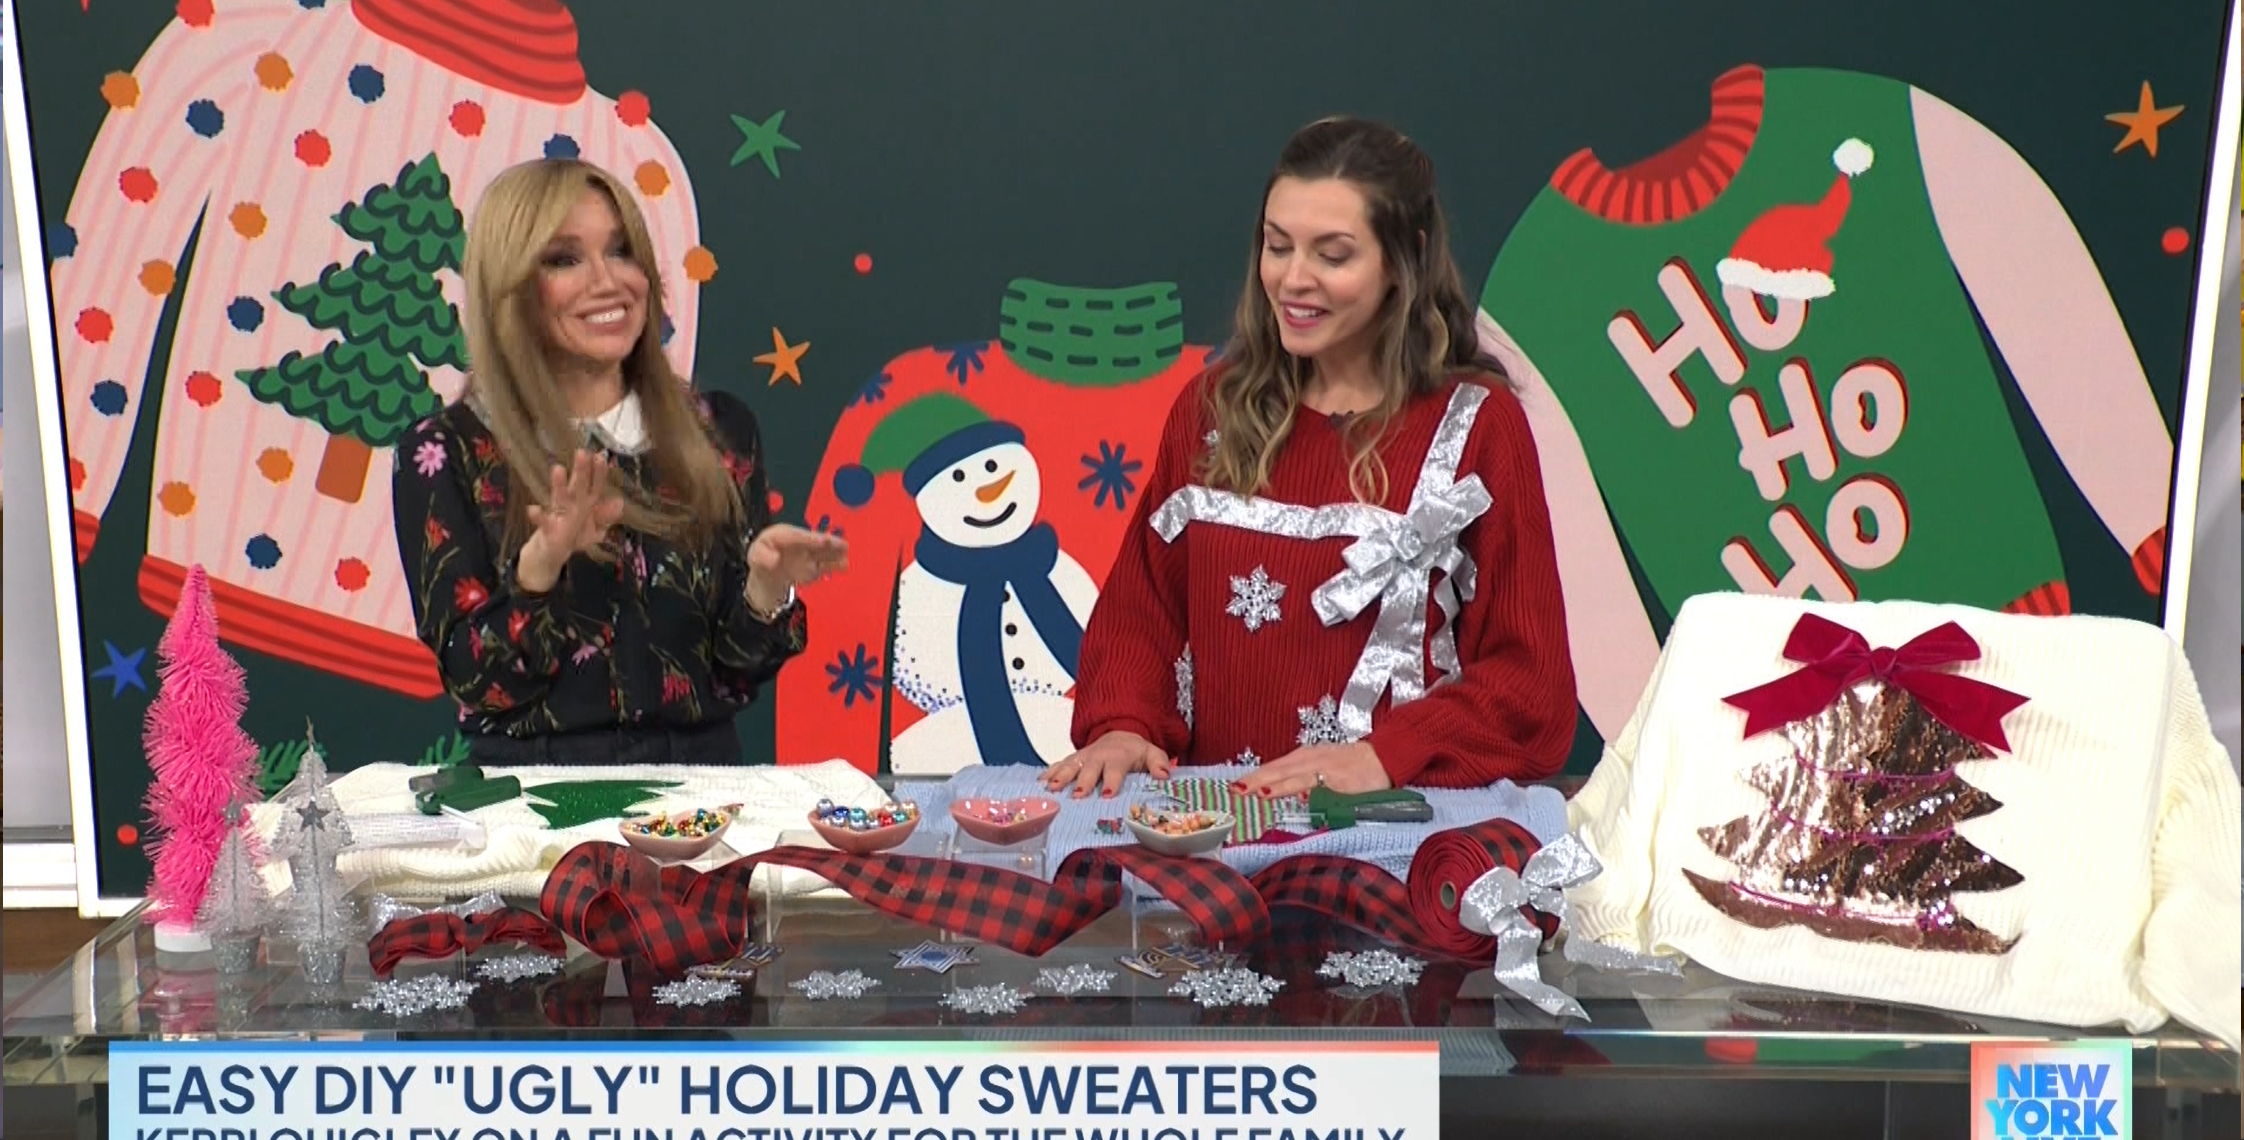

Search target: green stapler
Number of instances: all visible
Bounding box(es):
[1283,786,1434,830]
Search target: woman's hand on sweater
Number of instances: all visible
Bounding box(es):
[1232,742,1392,798]
[746,524,850,614]
[1043,730,1172,799]
[519,449,627,594]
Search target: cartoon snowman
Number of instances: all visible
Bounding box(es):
[868,395,1098,773]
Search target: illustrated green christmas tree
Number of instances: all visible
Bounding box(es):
[238,153,467,504]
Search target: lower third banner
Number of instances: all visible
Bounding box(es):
[110,1039,1441,1139]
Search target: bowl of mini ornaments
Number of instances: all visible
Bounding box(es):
[949,796,1061,845]
[1123,803,1234,857]
[619,805,736,861]
[808,798,921,854]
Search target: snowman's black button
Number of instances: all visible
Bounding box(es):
[1005,623,1018,636]
[1011,657,1025,670]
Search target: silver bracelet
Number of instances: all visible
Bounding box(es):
[750,584,797,624]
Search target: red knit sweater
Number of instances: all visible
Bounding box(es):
[1071,370,1578,787]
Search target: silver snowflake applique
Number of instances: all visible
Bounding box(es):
[1233,748,1261,767]
[1204,429,1220,450]
[1174,646,1195,729]
[1227,565,1285,631]
[1297,695,1356,746]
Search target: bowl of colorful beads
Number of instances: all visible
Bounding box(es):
[949,796,1061,845]
[619,805,736,861]
[1123,803,1234,857]
[808,798,920,855]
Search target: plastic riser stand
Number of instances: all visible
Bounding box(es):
[933,828,1053,946]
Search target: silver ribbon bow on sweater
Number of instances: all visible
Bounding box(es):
[1310,474,1490,739]
[1458,834,1682,1021]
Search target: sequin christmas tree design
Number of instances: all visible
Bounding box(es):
[238,154,466,504]
[1683,679,2026,955]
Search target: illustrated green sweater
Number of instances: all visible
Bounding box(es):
[1483,64,2173,632]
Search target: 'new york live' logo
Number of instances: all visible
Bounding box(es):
[1971,1041,2133,1138]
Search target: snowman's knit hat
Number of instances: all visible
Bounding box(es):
[860,392,1026,495]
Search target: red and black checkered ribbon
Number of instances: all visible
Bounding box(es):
[368,906,568,976]
[541,818,1548,975]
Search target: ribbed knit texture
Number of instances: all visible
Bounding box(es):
[1071,373,1577,787]
[246,759,887,900]
[1567,592,2241,1048]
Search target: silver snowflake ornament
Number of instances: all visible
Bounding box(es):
[653,976,740,1007]
[941,983,1034,1016]
[475,953,564,984]
[1036,964,1117,995]
[1317,950,1426,989]
[1296,695,1356,746]
[791,970,880,1001]
[1174,646,1195,729]
[1227,565,1285,631]
[1170,967,1284,1008]
[354,975,477,1018]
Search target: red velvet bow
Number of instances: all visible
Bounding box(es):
[1721,613,2029,752]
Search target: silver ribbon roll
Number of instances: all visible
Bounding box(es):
[1459,834,1682,1021]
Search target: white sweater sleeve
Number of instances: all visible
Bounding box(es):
[2140,641,2243,1049]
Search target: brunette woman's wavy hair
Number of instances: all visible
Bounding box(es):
[460,159,743,560]
[1202,117,1503,503]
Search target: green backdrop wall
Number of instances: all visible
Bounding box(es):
[10,0,2234,902]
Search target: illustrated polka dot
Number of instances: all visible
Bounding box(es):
[616,90,652,126]
[635,161,670,197]
[138,260,176,296]
[176,0,214,26]
[76,308,114,344]
[230,202,267,238]
[295,130,331,167]
[348,64,385,103]
[185,98,224,137]
[119,167,159,203]
[2161,227,2191,255]
[297,0,327,7]
[334,557,371,591]
[543,133,580,159]
[101,72,140,109]
[47,222,76,259]
[185,370,223,407]
[833,464,874,508]
[227,296,264,331]
[255,53,293,91]
[158,481,196,517]
[245,534,283,569]
[116,824,139,847]
[683,246,718,283]
[853,252,872,275]
[256,448,294,483]
[69,459,86,492]
[90,380,128,415]
[449,100,485,138]
[768,488,785,513]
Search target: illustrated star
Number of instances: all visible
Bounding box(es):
[91,641,147,697]
[729,111,800,178]
[756,327,810,386]
[2106,82,2183,157]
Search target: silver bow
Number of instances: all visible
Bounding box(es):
[1459,834,1681,1021]
[365,891,507,937]
[1311,475,1491,738]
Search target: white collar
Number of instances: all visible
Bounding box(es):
[579,392,647,455]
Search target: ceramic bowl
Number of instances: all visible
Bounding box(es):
[807,807,920,855]
[1124,808,1234,857]
[619,807,734,861]
[949,796,1061,845]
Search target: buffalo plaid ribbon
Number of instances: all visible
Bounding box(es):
[367,907,568,976]
[541,818,1548,976]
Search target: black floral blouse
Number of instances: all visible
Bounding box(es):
[391,389,807,739]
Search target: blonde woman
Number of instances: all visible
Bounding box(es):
[1049,118,1576,799]
[393,159,845,765]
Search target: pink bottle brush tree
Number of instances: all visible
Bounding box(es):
[141,563,261,949]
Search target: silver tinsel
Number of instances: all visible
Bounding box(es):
[368,892,506,936]
[653,977,739,1007]
[354,975,477,1017]
[475,953,565,984]
[1317,950,1426,989]
[1169,967,1284,1008]
[1035,964,1117,996]
[790,970,881,1001]
[941,983,1033,1016]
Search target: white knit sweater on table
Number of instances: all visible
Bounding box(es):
[247,759,890,901]
[1567,592,2241,1050]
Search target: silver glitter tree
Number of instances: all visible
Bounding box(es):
[195,801,273,973]
[269,722,352,858]
[273,792,357,985]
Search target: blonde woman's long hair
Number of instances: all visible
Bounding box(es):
[460,159,743,559]
[1202,117,1503,504]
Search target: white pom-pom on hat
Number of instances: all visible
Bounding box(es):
[1833,138,1875,177]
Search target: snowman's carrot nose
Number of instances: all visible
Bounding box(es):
[976,471,1015,503]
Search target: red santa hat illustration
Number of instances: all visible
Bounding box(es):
[1716,139,1875,302]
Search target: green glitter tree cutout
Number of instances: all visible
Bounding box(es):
[522,779,682,830]
[238,152,468,505]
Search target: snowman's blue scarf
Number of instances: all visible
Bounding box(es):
[912,522,1083,766]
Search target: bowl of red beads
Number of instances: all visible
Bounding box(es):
[807,798,920,855]
[619,806,735,861]
[949,796,1061,845]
